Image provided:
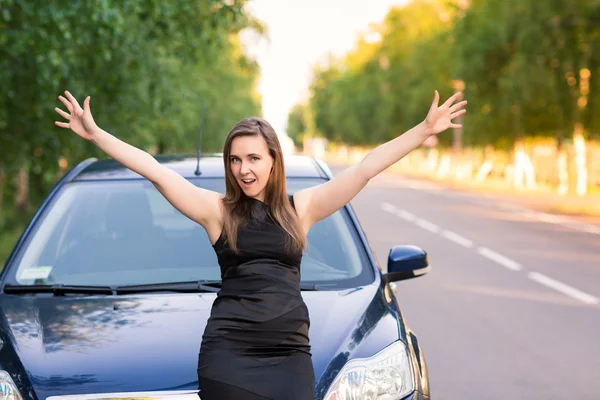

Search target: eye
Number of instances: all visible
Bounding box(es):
[251,156,260,162]
[230,157,240,163]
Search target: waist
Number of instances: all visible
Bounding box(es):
[221,260,300,287]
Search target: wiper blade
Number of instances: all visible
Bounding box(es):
[299,283,340,291]
[115,280,222,294]
[3,284,114,296]
[3,281,336,294]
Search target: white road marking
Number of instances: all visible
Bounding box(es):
[536,212,562,224]
[381,202,397,214]
[522,210,600,235]
[380,203,416,221]
[394,177,600,237]
[528,272,599,305]
[379,200,599,305]
[442,230,474,248]
[569,223,600,235]
[477,247,522,271]
[403,180,443,192]
[415,218,440,233]
[396,209,416,222]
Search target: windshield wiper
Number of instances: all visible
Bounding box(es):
[115,280,222,294]
[299,283,340,291]
[2,281,223,295]
[2,284,114,296]
[3,282,338,294]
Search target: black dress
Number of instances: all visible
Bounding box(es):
[197,195,315,400]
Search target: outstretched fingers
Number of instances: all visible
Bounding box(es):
[83,96,91,113]
[58,95,73,113]
[449,100,467,113]
[443,92,463,109]
[429,90,440,112]
[64,91,82,111]
[55,107,70,120]
[450,109,467,120]
[55,121,70,129]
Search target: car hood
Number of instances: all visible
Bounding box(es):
[0,286,400,399]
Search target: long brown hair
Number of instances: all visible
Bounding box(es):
[221,117,306,254]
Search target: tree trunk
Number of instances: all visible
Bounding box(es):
[573,65,591,196]
[512,104,535,189]
[452,119,463,155]
[555,130,569,195]
[573,122,588,196]
[16,167,29,215]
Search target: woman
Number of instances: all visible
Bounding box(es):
[54,90,466,399]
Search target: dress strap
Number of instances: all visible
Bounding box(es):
[288,193,296,210]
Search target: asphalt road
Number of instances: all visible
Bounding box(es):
[334,165,600,400]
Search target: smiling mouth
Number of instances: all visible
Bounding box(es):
[241,178,256,185]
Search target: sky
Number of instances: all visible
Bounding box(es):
[241,0,410,135]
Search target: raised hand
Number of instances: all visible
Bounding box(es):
[54,91,98,140]
[424,91,467,136]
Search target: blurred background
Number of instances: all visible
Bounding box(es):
[1,1,600,397]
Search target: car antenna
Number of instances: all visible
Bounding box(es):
[194,98,205,176]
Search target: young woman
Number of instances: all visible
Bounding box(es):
[55,90,466,399]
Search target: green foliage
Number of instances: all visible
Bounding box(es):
[286,103,306,147]
[0,0,262,231]
[292,0,600,149]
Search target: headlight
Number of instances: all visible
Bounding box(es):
[324,341,415,400]
[0,370,23,400]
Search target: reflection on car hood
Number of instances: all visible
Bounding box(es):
[0,286,400,399]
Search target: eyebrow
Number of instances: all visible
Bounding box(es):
[230,153,261,158]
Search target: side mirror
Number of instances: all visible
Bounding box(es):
[383,245,430,283]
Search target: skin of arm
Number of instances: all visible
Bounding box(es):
[55,92,222,232]
[294,91,467,232]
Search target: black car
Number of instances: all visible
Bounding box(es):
[0,154,430,400]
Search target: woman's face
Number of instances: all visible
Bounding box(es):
[229,135,274,202]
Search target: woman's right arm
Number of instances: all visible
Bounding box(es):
[91,128,222,228]
[54,91,221,229]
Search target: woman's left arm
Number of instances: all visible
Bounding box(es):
[294,91,467,228]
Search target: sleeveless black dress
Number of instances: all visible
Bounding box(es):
[197,195,315,400]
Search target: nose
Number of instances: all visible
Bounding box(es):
[240,161,250,175]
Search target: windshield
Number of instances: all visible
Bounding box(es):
[7,177,373,289]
